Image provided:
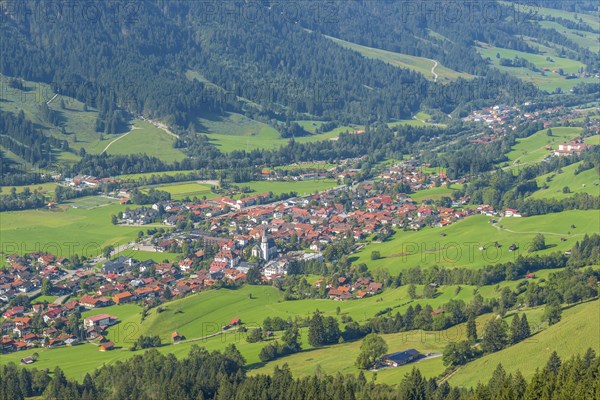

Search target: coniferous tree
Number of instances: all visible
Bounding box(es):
[467,315,478,343]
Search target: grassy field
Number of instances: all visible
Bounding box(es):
[449,299,600,388]
[585,134,600,145]
[538,21,600,53]
[31,295,59,304]
[195,112,356,152]
[353,210,599,273]
[116,170,206,181]
[249,303,566,385]
[0,182,58,195]
[0,282,530,380]
[232,179,339,198]
[0,203,139,257]
[531,161,600,199]
[273,162,336,172]
[476,44,597,91]
[325,36,474,83]
[105,120,187,163]
[409,185,460,203]
[145,181,215,200]
[504,126,583,166]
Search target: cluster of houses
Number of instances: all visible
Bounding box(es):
[464,103,600,154]
[553,138,593,156]
[0,253,68,300]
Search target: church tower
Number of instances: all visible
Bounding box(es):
[261,232,270,261]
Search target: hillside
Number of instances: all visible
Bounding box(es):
[448,299,600,387]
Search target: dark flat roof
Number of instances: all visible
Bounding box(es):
[383,349,420,363]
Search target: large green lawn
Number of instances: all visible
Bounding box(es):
[449,299,600,388]
[531,161,600,199]
[232,179,339,198]
[105,120,186,163]
[195,112,355,152]
[0,182,58,195]
[0,203,139,257]
[353,210,599,273]
[0,281,532,380]
[504,126,583,166]
[145,181,216,200]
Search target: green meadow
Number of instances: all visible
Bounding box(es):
[250,301,572,385]
[538,21,600,53]
[195,112,355,152]
[585,134,600,145]
[325,36,474,83]
[409,185,460,203]
[0,203,139,257]
[105,120,187,163]
[144,181,216,200]
[353,210,599,273]
[476,44,596,91]
[0,282,540,381]
[232,179,340,198]
[0,182,58,195]
[448,299,600,388]
[531,161,600,199]
[504,126,583,166]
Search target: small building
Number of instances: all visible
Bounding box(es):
[99,341,114,351]
[230,318,241,326]
[171,331,184,342]
[113,291,134,304]
[20,356,35,364]
[83,314,118,328]
[381,349,421,367]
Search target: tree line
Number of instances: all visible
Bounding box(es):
[1,344,599,399]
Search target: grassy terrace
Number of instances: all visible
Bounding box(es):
[504,126,583,167]
[195,112,359,152]
[448,299,600,388]
[2,284,594,387]
[0,200,139,257]
[353,210,600,273]
[531,161,600,199]
[0,283,534,379]
[104,120,187,163]
[477,44,597,92]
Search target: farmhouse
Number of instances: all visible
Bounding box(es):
[99,341,115,351]
[380,349,421,367]
[112,291,134,304]
[554,139,592,156]
[83,314,118,328]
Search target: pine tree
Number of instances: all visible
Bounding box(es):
[467,315,478,342]
[544,351,562,375]
[308,312,325,347]
[519,314,531,340]
[482,317,508,353]
[509,314,521,344]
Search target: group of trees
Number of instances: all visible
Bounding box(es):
[307,312,341,347]
[258,325,302,363]
[130,335,162,351]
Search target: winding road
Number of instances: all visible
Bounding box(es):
[431,60,439,82]
[101,126,140,154]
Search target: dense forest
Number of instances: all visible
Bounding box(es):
[0,0,548,133]
[1,344,599,400]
